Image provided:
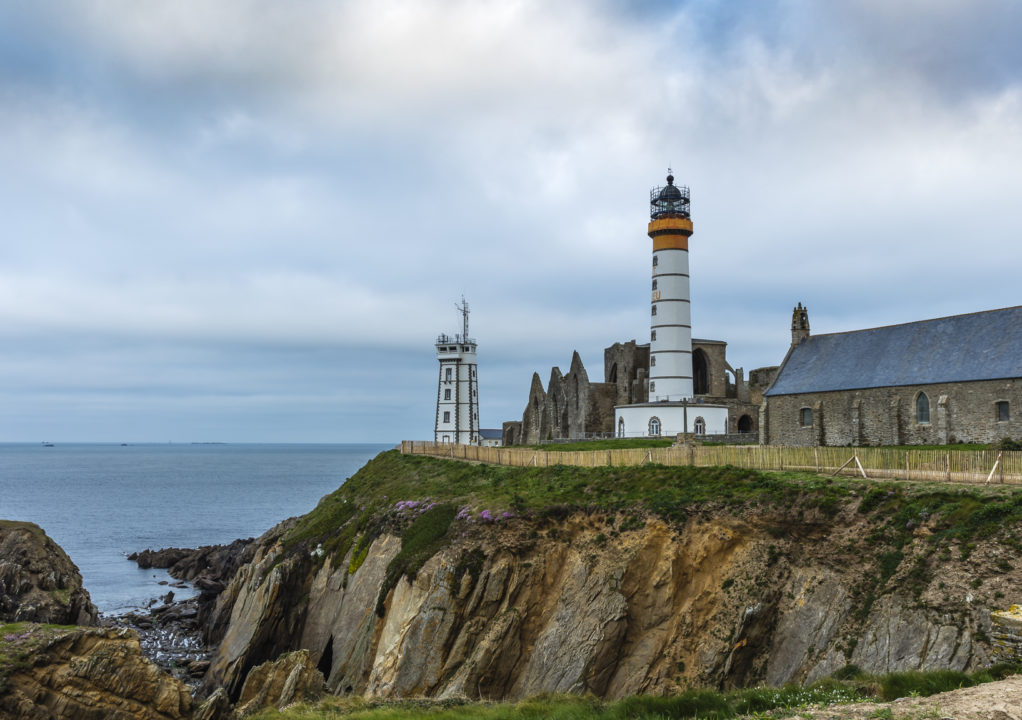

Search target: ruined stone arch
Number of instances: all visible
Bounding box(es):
[693,348,709,395]
[737,414,753,433]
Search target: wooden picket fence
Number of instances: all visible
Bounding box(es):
[400,441,1022,485]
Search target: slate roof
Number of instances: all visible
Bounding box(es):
[765,306,1022,396]
[478,428,503,440]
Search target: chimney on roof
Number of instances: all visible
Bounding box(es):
[791,302,810,347]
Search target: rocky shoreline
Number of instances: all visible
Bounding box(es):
[104,539,258,685]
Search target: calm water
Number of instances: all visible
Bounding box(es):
[0,443,391,614]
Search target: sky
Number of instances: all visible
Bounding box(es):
[1,0,1021,443]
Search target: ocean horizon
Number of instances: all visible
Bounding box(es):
[0,442,392,614]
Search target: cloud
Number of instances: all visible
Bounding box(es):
[1,1,1021,440]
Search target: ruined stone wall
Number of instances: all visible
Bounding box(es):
[764,378,1022,446]
[748,366,779,406]
[603,341,649,405]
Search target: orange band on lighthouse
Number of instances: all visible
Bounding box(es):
[653,236,689,251]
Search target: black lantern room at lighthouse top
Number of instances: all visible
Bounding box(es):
[649,173,690,220]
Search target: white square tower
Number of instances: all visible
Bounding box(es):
[434,298,480,444]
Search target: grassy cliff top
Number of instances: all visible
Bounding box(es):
[283,450,1022,555]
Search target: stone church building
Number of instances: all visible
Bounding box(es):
[761,304,1022,446]
[501,339,774,445]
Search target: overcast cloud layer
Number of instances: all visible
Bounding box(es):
[2,0,1021,442]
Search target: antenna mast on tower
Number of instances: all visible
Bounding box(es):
[456,296,470,340]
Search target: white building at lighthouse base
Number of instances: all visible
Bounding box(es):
[615,401,729,439]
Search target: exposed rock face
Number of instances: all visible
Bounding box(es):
[0,626,192,719]
[0,520,97,626]
[200,504,1010,703]
[234,649,324,716]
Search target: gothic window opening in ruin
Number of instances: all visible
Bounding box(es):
[916,392,930,424]
[997,401,1010,422]
[609,363,618,383]
[694,416,706,435]
[648,416,661,436]
[737,414,752,433]
[800,407,812,427]
[693,348,709,395]
[618,417,625,437]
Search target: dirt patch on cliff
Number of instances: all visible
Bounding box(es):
[771,674,1022,719]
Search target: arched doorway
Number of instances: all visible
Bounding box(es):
[693,349,709,395]
[737,414,753,433]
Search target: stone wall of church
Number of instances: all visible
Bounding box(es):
[764,378,1022,446]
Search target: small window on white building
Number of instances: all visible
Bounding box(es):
[916,392,930,424]
[652,255,659,268]
[997,401,1010,422]
[800,407,813,427]
[442,435,450,442]
[444,389,451,400]
[694,416,706,435]
[445,368,452,381]
[649,381,655,393]
[650,355,656,367]
[443,411,450,423]
[648,417,661,436]
[651,330,656,341]
[651,305,657,316]
[652,279,658,290]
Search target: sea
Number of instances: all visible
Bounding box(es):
[0,442,392,615]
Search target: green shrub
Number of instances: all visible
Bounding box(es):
[375,504,457,616]
[879,669,974,700]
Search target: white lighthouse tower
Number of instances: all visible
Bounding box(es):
[434,297,480,444]
[614,171,729,438]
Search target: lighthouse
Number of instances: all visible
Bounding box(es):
[648,173,694,402]
[434,297,480,444]
[614,171,729,438]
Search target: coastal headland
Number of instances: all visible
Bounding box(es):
[4,449,1022,718]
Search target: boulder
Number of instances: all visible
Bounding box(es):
[0,520,97,626]
[234,649,325,716]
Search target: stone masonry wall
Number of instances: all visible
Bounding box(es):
[764,378,1022,446]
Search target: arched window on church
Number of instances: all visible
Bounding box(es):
[916,392,930,424]
[617,417,625,438]
[693,348,709,395]
[648,417,661,436]
[694,417,706,435]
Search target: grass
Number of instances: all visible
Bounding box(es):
[243,664,1022,719]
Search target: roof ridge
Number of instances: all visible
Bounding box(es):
[808,304,1022,340]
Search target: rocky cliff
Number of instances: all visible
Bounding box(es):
[0,520,97,626]
[197,451,1021,702]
